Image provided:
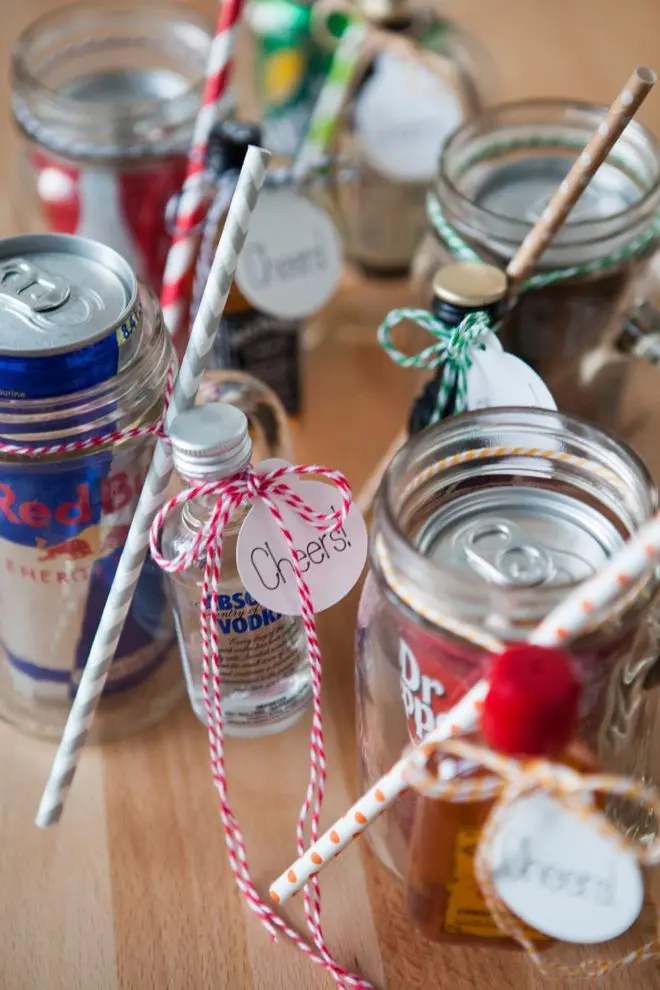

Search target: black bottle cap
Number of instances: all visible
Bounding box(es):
[206,119,263,175]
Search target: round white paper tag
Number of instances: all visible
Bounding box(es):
[236,467,368,615]
[235,188,342,320]
[355,52,462,183]
[491,793,644,944]
[466,350,557,412]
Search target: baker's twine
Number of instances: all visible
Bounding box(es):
[405,735,660,977]
[0,363,176,458]
[378,308,493,423]
[149,464,374,990]
[427,192,660,290]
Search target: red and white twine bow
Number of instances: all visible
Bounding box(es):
[150,464,373,990]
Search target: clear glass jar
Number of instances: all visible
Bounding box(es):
[329,0,491,279]
[0,283,182,740]
[412,100,660,420]
[11,2,214,293]
[356,408,660,881]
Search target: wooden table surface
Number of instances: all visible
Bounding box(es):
[3,2,660,989]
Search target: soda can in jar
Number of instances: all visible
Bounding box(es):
[0,235,142,398]
[355,408,660,878]
[10,3,217,294]
[0,233,181,740]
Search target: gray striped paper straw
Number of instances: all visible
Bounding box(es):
[35,146,272,828]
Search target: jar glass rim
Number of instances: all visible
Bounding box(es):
[11,1,211,157]
[374,407,658,634]
[436,98,660,251]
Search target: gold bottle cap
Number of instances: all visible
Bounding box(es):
[432,262,508,308]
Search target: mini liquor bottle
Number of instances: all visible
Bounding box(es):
[405,644,595,944]
[408,261,508,434]
[202,120,303,416]
[161,402,312,734]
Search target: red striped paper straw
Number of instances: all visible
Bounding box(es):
[161,0,245,351]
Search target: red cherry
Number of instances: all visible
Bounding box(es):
[482,645,582,757]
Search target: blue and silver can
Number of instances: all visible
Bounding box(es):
[0,233,182,740]
[0,234,142,399]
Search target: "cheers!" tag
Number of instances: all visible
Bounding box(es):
[355,52,462,183]
[235,189,342,320]
[466,347,557,412]
[236,461,368,615]
[490,792,644,943]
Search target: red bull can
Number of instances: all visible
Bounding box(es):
[0,234,142,399]
[0,233,181,739]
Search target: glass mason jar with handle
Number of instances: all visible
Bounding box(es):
[325,0,491,278]
[0,233,181,741]
[10,2,216,294]
[412,100,660,437]
[355,408,660,884]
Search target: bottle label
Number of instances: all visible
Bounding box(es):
[490,793,643,943]
[444,829,549,939]
[210,311,301,415]
[235,188,342,320]
[204,589,303,690]
[354,52,462,183]
[236,463,368,616]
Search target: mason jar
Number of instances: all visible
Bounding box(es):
[412,100,660,421]
[0,240,181,741]
[11,2,214,293]
[326,0,491,278]
[356,408,660,882]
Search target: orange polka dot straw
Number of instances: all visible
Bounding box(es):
[270,498,660,906]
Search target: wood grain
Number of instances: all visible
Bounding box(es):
[2,2,660,989]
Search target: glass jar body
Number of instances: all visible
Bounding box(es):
[0,284,182,740]
[11,3,214,293]
[331,10,491,278]
[412,100,660,432]
[355,409,660,897]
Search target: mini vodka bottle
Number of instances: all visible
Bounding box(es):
[162,402,312,735]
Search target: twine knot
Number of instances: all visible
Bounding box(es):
[378,307,494,426]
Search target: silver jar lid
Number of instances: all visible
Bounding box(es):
[169,402,252,480]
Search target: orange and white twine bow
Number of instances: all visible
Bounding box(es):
[149,464,375,990]
[405,736,660,977]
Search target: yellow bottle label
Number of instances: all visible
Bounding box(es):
[444,829,549,940]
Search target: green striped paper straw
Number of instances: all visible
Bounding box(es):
[297,21,367,166]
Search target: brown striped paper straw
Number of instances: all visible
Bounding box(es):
[507,66,657,287]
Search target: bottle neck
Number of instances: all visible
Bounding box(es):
[431,297,504,326]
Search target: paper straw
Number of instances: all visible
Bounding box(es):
[35,147,271,829]
[507,66,656,287]
[270,488,660,903]
[296,22,367,167]
[160,0,245,349]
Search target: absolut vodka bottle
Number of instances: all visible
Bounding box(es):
[162,402,312,735]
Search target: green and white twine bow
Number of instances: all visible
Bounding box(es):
[426,191,660,290]
[378,306,494,423]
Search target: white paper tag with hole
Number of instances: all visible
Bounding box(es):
[355,52,462,182]
[490,792,643,943]
[236,460,368,615]
[466,349,557,412]
[235,188,342,320]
